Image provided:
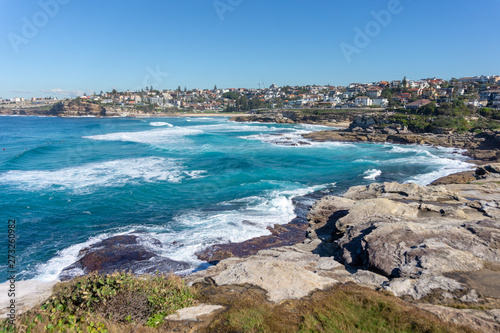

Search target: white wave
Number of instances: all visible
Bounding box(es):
[0,157,206,193]
[389,144,467,157]
[83,127,203,145]
[150,122,173,127]
[33,233,112,281]
[146,183,328,264]
[405,158,474,185]
[30,182,329,280]
[191,123,280,133]
[363,169,382,180]
[240,130,318,147]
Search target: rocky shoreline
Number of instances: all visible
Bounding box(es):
[186,164,500,332]
[4,113,500,331]
[185,114,500,331]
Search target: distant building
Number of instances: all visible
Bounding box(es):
[372,97,389,107]
[355,96,372,106]
[405,99,432,110]
[366,87,382,98]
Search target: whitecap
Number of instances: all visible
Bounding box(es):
[150,122,174,127]
[363,169,382,180]
[83,127,203,145]
[0,157,206,193]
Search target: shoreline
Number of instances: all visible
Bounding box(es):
[3,116,499,331]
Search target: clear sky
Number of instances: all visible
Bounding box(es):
[1,0,499,99]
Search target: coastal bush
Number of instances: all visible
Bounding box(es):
[478,107,500,120]
[202,283,475,333]
[0,273,196,332]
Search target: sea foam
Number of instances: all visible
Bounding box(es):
[0,157,205,193]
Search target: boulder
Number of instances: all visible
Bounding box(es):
[430,171,476,185]
[384,275,464,299]
[338,220,486,277]
[335,198,419,232]
[212,259,337,303]
[306,196,354,238]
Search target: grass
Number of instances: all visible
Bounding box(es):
[199,283,477,333]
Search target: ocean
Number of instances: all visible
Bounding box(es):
[0,116,473,282]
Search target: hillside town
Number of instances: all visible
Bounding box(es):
[1,75,499,113]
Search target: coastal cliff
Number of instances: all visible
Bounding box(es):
[0,100,166,117]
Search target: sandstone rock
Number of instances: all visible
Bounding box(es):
[196,222,309,263]
[431,171,477,185]
[352,270,389,287]
[384,275,464,299]
[335,198,418,232]
[212,260,337,303]
[343,182,463,202]
[417,304,500,333]
[338,220,486,278]
[166,304,224,322]
[306,196,354,238]
[477,163,500,177]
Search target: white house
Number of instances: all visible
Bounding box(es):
[372,97,389,107]
[355,96,372,106]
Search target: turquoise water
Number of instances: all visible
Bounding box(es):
[0,116,472,281]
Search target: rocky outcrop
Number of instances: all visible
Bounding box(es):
[60,235,190,280]
[230,110,357,125]
[212,260,336,303]
[195,222,309,263]
[187,240,342,303]
[49,100,106,116]
[305,166,500,306]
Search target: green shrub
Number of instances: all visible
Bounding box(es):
[1,273,196,332]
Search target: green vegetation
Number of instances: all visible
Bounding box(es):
[203,284,475,333]
[478,107,500,120]
[387,100,500,133]
[1,273,196,332]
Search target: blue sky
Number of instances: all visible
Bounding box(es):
[0,0,499,98]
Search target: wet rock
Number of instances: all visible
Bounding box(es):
[60,235,190,280]
[195,223,309,263]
